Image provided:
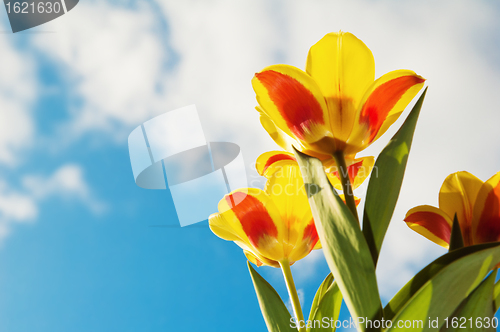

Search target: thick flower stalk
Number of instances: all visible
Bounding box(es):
[405,171,500,248]
[252,31,425,217]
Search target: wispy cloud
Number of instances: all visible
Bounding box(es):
[0,164,104,243]
[23,163,106,214]
[0,36,36,165]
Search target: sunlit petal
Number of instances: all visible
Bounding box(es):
[438,171,483,245]
[244,250,280,268]
[255,150,297,177]
[405,205,453,248]
[324,155,375,190]
[306,31,375,146]
[347,70,425,154]
[264,163,318,260]
[252,64,331,146]
[472,171,500,244]
[212,188,285,261]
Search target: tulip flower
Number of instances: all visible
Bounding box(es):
[252,31,425,217]
[405,171,500,248]
[209,156,320,268]
[252,31,425,157]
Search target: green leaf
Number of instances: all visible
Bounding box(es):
[384,243,500,331]
[295,149,382,332]
[308,279,342,332]
[363,88,427,265]
[493,272,500,313]
[449,214,464,252]
[247,262,296,332]
[440,271,496,332]
[308,274,334,322]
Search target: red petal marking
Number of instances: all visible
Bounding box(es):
[226,192,278,248]
[255,257,263,267]
[330,160,363,183]
[302,219,319,249]
[360,75,425,143]
[255,70,325,140]
[405,211,452,244]
[262,153,296,174]
[475,185,500,243]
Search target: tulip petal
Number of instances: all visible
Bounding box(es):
[306,31,375,146]
[258,110,334,161]
[244,250,280,268]
[348,70,425,153]
[255,150,297,177]
[210,188,286,261]
[405,205,453,248]
[339,194,361,207]
[324,156,375,190]
[439,171,483,246]
[472,171,500,244]
[264,163,319,261]
[288,218,320,263]
[257,107,296,152]
[252,64,331,145]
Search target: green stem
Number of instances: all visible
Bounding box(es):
[279,260,305,332]
[333,151,359,222]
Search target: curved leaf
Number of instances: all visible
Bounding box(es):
[248,262,296,332]
[308,274,334,322]
[440,271,496,332]
[295,149,382,332]
[494,273,500,313]
[385,243,500,331]
[363,88,427,265]
[309,280,342,332]
[307,274,342,332]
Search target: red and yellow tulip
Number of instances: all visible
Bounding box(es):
[209,155,319,267]
[252,31,425,162]
[209,152,361,267]
[405,171,500,248]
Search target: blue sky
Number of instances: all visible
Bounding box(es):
[1,1,500,331]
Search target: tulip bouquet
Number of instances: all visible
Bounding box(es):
[208,32,500,332]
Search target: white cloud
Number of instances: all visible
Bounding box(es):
[0,164,104,243]
[0,35,36,165]
[0,181,38,244]
[30,1,169,139]
[0,181,38,223]
[23,163,106,214]
[291,249,326,283]
[0,23,38,243]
